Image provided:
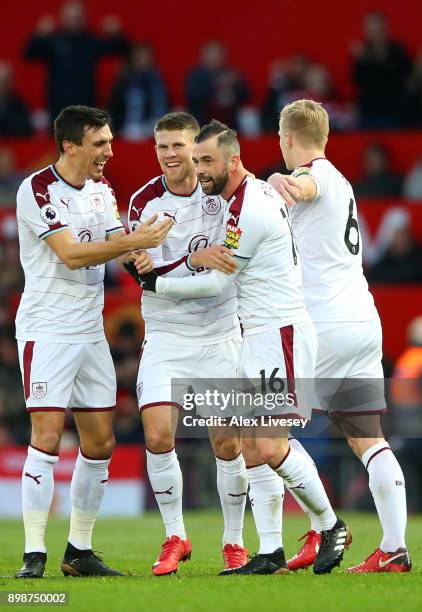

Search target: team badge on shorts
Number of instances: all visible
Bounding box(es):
[225,217,242,250]
[40,204,61,225]
[32,382,47,399]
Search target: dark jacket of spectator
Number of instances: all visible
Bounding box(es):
[186,41,250,128]
[261,55,309,132]
[352,12,411,127]
[367,225,422,283]
[109,43,168,140]
[0,62,32,137]
[354,143,403,198]
[24,1,129,120]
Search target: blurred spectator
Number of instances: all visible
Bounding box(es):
[354,143,403,198]
[261,54,309,132]
[390,316,422,511]
[186,41,250,129]
[109,42,168,141]
[114,390,142,443]
[259,161,288,182]
[0,62,33,137]
[24,0,129,121]
[261,57,355,132]
[0,237,24,292]
[352,11,411,128]
[391,316,422,409]
[403,158,422,201]
[0,329,28,445]
[367,208,422,283]
[302,64,356,130]
[403,49,422,127]
[0,148,24,207]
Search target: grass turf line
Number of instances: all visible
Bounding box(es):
[0,511,420,612]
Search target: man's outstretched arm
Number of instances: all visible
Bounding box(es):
[137,256,248,299]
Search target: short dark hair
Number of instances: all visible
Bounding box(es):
[195,119,240,155]
[54,105,111,154]
[154,112,199,135]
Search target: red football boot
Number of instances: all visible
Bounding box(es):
[152,535,192,576]
[221,544,248,573]
[287,530,321,571]
[347,548,411,573]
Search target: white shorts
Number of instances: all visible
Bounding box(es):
[237,320,317,419]
[314,318,386,415]
[17,340,116,412]
[137,337,242,410]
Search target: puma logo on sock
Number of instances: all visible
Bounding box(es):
[153,486,174,495]
[25,472,42,485]
[228,491,247,497]
[289,483,305,490]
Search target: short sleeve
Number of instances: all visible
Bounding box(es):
[16,177,68,240]
[292,164,328,202]
[101,179,125,235]
[224,193,265,260]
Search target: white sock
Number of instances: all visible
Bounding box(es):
[216,454,248,547]
[146,448,186,540]
[68,450,110,550]
[248,464,284,554]
[22,445,58,553]
[274,447,337,530]
[361,441,407,552]
[287,438,323,532]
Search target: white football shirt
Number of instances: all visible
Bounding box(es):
[155,176,311,334]
[15,165,124,343]
[128,176,240,345]
[290,158,378,322]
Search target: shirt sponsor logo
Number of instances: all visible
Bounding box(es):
[32,382,47,399]
[40,204,61,225]
[189,234,209,252]
[202,197,221,215]
[78,230,93,242]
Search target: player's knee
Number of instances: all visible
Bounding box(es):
[31,430,62,455]
[213,436,241,460]
[145,431,174,454]
[81,434,115,460]
[256,441,289,467]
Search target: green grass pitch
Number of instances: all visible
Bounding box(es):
[0,511,420,612]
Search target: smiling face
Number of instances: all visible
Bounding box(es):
[192,136,230,195]
[155,128,196,186]
[67,124,113,181]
